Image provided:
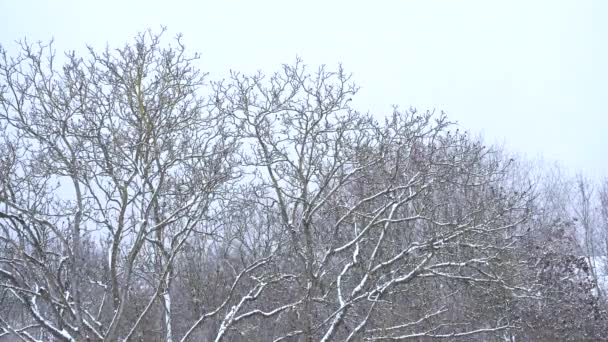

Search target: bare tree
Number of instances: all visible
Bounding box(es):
[573,174,605,301]
[0,29,237,341]
[208,61,535,341]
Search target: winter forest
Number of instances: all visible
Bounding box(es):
[0,30,607,341]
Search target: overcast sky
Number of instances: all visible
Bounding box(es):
[1,0,606,178]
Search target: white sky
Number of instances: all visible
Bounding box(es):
[1,0,606,177]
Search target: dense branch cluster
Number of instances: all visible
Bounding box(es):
[1,30,607,341]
